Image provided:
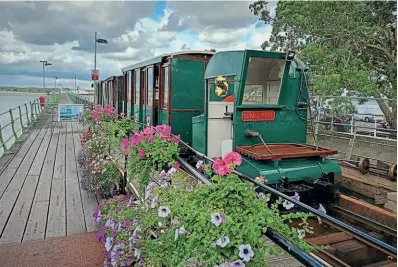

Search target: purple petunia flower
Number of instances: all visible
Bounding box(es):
[239,244,254,262]
[151,196,158,209]
[257,192,270,203]
[167,167,177,176]
[123,219,131,228]
[134,248,141,259]
[97,228,105,243]
[174,226,188,241]
[211,213,226,227]
[145,190,153,200]
[158,206,171,217]
[215,236,230,247]
[159,170,167,180]
[229,260,246,267]
[195,160,203,170]
[105,236,114,252]
[161,181,170,189]
[128,199,140,207]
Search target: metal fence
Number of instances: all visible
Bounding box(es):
[308,96,397,164]
[0,99,43,157]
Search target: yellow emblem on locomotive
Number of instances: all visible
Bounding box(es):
[215,75,228,97]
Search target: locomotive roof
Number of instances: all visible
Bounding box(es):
[204,49,307,80]
[121,50,215,72]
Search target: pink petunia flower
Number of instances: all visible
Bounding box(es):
[121,138,129,148]
[91,112,100,120]
[173,135,180,143]
[174,162,180,169]
[138,150,145,157]
[224,151,242,166]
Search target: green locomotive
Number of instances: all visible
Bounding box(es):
[96,49,341,204]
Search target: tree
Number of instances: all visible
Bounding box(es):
[250,1,397,127]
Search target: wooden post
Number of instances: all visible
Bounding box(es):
[0,123,7,154]
[18,106,24,132]
[25,103,30,126]
[9,109,17,140]
[30,101,34,122]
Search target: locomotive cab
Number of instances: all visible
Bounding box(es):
[192,50,341,204]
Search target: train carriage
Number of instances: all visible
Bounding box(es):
[121,51,214,144]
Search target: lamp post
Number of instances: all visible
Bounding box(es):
[93,32,108,96]
[72,72,77,94]
[39,60,52,93]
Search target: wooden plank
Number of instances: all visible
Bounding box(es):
[0,168,17,199]
[65,122,86,235]
[71,122,98,232]
[46,122,66,238]
[0,125,43,198]
[7,125,42,168]
[23,123,60,242]
[306,232,352,246]
[0,122,51,244]
[0,122,50,242]
[0,175,39,244]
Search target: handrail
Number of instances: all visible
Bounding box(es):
[68,93,93,105]
[0,96,58,156]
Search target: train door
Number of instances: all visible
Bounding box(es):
[118,76,123,115]
[134,69,141,122]
[140,68,147,125]
[126,71,132,117]
[145,66,154,126]
[158,63,170,125]
[153,64,160,126]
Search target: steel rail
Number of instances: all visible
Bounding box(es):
[330,206,397,238]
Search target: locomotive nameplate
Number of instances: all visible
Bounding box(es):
[242,110,275,121]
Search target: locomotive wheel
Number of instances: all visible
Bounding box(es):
[358,157,370,175]
[388,163,397,181]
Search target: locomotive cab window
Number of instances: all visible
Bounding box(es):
[242,57,285,105]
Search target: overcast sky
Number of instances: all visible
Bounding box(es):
[0,1,276,90]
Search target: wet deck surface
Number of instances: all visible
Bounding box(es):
[0,111,98,245]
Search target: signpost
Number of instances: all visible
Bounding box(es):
[91,69,99,81]
[58,104,84,121]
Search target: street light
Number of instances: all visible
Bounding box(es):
[39,60,52,94]
[72,72,77,94]
[94,32,108,93]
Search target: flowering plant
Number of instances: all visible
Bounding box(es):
[81,157,122,199]
[105,116,138,149]
[80,128,93,145]
[125,125,180,192]
[90,104,118,122]
[96,152,323,266]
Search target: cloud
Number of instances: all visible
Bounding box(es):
[0,1,276,89]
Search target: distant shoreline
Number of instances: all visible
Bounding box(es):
[0,90,43,95]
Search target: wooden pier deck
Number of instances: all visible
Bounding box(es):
[0,111,98,245]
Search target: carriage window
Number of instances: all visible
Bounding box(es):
[135,69,140,105]
[162,66,169,108]
[147,67,154,106]
[242,57,285,105]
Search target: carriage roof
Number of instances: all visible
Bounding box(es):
[121,50,215,73]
